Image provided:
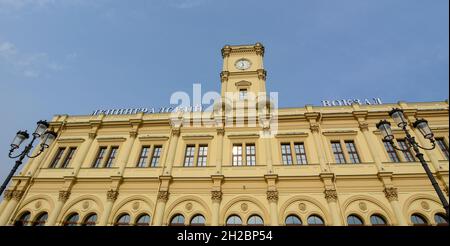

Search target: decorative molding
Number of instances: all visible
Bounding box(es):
[138,135,170,141]
[324,189,338,202]
[182,135,214,140]
[384,187,398,201]
[266,190,279,202]
[227,133,260,139]
[444,185,449,197]
[275,132,308,138]
[157,191,170,202]
[211,191,222,202]
[107,189,119,202]
[221,46,232,58]
[235,81,252,87]
[171,129,181,137]
[257,69,267,80]
[88,132,97,139]
[12,190,24,201]
[254,43,265,56]
[97,137,127,143]
[216,128,225,136]
[56,138,85,143]
[310,123,320,133]
[322,130,358,136]
[129,131,138,138]
[358,121,369,132]
[220,71,230,82]
[3,190,13,201]
[58,190,71,202]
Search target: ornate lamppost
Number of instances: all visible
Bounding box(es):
[376,108,449,218]
[0,120,57,196]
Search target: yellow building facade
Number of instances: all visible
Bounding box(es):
[0,43,448,226]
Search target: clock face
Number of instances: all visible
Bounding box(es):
[235,59,251,70]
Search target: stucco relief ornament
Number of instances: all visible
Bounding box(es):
[324,189,338,202]
[298,203,307,212]
[12,190,24,201]
[241,203,248,212]
[266,190,279,202]
[82,201,90,210]
[107,189,119,202]
[3,190,14,201]
[310,123,320,133]
[211,191,222,202]
[444,185,449,197]
[132,201,140,211]
[359,202,368,212]
[157,191,169,202]
[185,202,193,211]
[359,121,369,131]
[34,200,42,209]
[59,190,71,202]
[420,201,430,211]
[383,187,398,201]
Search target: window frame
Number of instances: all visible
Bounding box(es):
[60,147,77,168]
[49,147,66,168]
[435,137,449,160]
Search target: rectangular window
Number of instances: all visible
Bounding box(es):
[60,147,76,168]
[246,144,256,166]
[105,147,118,168]
[150,146,162,167]
[239,89,248,100]
[49,147,66,168]
[331,142,346,164]
[281,144,293,165]
[197,145,208,167]
[137,146,150,168]
[345,141,360,164]
[294,143,308,165]
[184,145,195,167]
[397,140,415,162]
[92,147,107,168]
[232,144,243,166]
[436,138,449,160]
[383,141,400,163]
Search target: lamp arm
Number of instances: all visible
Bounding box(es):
[8,148,25,159]
[390,141,411,152]
[26,145,45,158]
[416,140,436,151]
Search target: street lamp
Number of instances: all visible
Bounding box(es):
[377,108,449,219]
[0,120,57,196]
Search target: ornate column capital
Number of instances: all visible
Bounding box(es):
[384,187,398,201]
[171,128,181,137]
[216,128,225,136]
[3,189,14,201]
[324,189,338,202]
[129,130,138,138]
[266,190,279,202]
[12,190,24,201]
[358,121,369,132]
[88,132,97,139]
[107,189,119,202]
[257,69,267,80]
[310,122,320,133]
[254,43,265,56]
[221,45,231,58]
[444,185,449,197]
[157,191,170,202]
[58,190,71,202]
[220,71,230,83]
[211,191,223,202]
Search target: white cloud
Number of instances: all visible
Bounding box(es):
[0,40,63,78]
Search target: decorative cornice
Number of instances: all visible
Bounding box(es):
[12,190,24,201]
[107,189,119,202]
[266,190,279,202]
[221,45,232,58]
[227,133,260,139]
[257,69,267,80]
[220,71,230,82]
[384,187,398,201]
[3,190,14,201]
[254,43,265,56]
[275,132,308,138]
[97,137,126,143]
[56,138,85,143]
[322,130,358,136]
[157,191,170,202]
[182,134,214,140]
[58,190,71,202]
[324,189,338,202]
[211,191,223,202]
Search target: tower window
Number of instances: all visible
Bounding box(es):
[239,89,248,100]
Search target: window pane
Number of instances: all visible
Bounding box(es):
[49,147,66,168]
[105,147,118,168]
[434,214,448,225]
[436,138,449,160]
[307,215,324,225]
[14,211,31,226]
[61,147,77,168]
[281,144,293,165]
[150,146,162,167]
[411,214,427,225]
[285,215,302,225]
[197,145,208,167]
[92,147,107,168]
[184,145,195,167]
[345,141,360,164]
[82,214,97,226]
[294,143,308,165]
[347,215,364,225]
[246,144,256,166]
[190,215,206,225]
[137,146,150,168]
[331,142,346,164]
[370,215,387,225]
[32,213,48,226]
[136,214,151,226]
[397,140,415,162]
[247,215,264,225]
[170,214,185,226]
[115,214,130,226]
[239,89,248,100]
[383,141,400,162]
[226,215,242,225]
[232,145,243,166]
[64,213,79,226]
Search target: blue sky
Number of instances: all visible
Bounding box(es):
[0,0,448,182]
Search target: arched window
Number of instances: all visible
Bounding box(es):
[307,215,324,226]
[14,211,31,226]
[411,214,428,226]
[226,215,242,226]
[82,214,97,226]
[285,215,302,226]
[434,213,448,226]
[170,214,185,226]
[247,215,264,226]
[115,214,131,226]
[32,212,48,226]
[370,214,387,226]
[135,214,151,226]
[190,214,206,226]
[347,214,364,226]
[64,213,79,226]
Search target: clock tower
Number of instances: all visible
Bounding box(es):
[220,43,267,98]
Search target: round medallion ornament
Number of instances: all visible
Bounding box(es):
[34,201,42,209]
[185,202,193,211]
[420,201,430,211]
[359,202,368,212]
[132,201,140,211]
[82,201,90,210]
[298,203,307,212]
[241,203,248,212]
